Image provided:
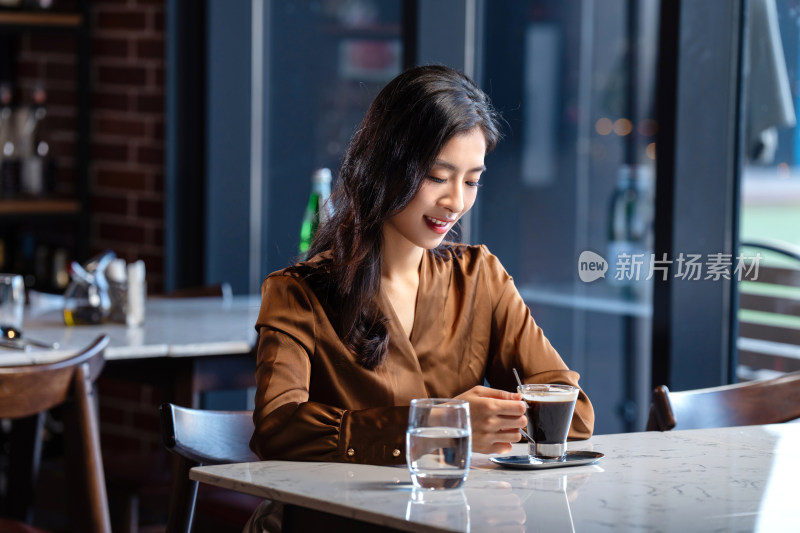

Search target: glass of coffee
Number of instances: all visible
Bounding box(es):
[517,384,578,460]
[406,398,471,490]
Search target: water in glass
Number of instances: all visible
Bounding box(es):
[406,399,471,490]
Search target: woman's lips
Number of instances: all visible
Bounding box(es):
[424,215,454,234]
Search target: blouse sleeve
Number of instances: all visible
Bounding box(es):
[480,247,595,440]
[249,274,409,465]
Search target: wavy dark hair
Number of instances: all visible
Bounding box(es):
[296,65,502,369]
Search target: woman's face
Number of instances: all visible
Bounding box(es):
[383,127,487,251]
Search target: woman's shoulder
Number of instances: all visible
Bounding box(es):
[261,268,308,298]
[266,250,332,280]
[429,243,507,275]
[261,252,324,290]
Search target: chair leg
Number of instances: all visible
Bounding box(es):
[120,492,140,533]
[166,455,199,533]
[6,413,44,523]
[67,363,112,533]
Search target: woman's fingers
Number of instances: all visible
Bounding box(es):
[479,415,526,435]
[472,385,523,402]
[498,426,523,438]
[455,386,529,453]
[474,399,526,427]
[469,392,526,416]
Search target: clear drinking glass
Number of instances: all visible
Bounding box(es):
[0,274,25,331]
[406,398,471,490]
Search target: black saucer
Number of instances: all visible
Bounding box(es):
[490,451,604,470]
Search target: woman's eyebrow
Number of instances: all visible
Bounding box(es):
[432,160,487,173]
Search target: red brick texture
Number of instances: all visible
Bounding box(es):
[16,0,167,293]
[97,375,164,454]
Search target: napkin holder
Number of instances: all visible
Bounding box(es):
[63,251,146,327]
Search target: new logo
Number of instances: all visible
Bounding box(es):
[578,251,608,282]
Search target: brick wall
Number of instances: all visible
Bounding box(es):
[91,0,166,293]
[90,0,169,457]
[97,375,163,454]
[17,0,168,473]
[17,0,167,293]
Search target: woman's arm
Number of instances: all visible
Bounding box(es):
[481,248,595,440]
[249,275,409,465]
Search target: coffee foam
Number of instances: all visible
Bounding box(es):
[521,391,578,402]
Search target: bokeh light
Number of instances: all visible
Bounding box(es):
[595,117,613,135]
[613,118,633,136]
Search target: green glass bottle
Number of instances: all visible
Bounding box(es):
[299,168,332,256]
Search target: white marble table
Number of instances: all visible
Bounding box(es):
[1,295,262,408]
[191,424,800,532]
[0,295,261,366]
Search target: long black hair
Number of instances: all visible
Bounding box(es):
[298,65,501,369]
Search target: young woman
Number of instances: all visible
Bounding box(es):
[249,65,594,466]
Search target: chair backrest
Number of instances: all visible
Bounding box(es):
[738,240,800,377]
[0,335,111,533]
[159,403,257,533]
[646,370,800,431]
[160,403,257,465]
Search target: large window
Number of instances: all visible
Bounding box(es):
[477,0,660,433]
[261,0,404,272]
[204,0,405,293]
[737,0,800,379]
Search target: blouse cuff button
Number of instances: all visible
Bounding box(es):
[347,448,355,457]
[392,449,401,457]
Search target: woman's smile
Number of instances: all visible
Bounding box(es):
[424,215,455,234]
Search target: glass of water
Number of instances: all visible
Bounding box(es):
[0,274,25,331]
[406,398,471,490]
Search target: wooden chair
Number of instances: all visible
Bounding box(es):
[646,370,800,431]
[738,240,800,377]
[0,335,111,533]
[159,403,259,533]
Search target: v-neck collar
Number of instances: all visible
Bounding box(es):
[375,250,444,400]
[409,250,431,346]
[379,250,430,344]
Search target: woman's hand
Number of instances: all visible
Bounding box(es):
[455,385,526,454]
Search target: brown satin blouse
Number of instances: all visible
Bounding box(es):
[250,244,594,465]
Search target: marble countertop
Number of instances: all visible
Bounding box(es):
[191,424,800,533]
[0,295,261,366]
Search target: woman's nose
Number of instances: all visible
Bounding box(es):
[441,182,465,213]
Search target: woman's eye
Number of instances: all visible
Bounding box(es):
[427,176,446,184]
[466,181,482,188]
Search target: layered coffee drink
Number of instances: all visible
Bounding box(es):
[518,384,579,459]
